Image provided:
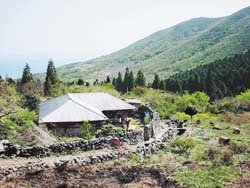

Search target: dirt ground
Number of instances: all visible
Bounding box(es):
[0,162,182,188]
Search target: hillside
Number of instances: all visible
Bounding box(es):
[55,6,250,82]
[165,49,250,100]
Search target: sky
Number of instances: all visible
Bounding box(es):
[0,0,250,77]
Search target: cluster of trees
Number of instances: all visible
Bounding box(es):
[164,49,250,100]
[112,68,146,93]
[20,59,59,97]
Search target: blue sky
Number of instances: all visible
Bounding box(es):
[0,0,250,77]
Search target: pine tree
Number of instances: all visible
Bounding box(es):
[128,71,135,91]
[135,70,146,87]
[123,67,130,93]
[46,59,58,85]
[106,76,111,83]
[44,77,53,96]
[77,79,84,85]
[159,80,165,90]
[112,77,116,87]
[21,63,33,85]
[116,72,123,92]
[152,74,160,89]
[44,59,58,96]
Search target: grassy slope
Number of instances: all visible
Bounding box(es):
[55,6,250,82]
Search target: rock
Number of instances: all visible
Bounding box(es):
[219,136,230,145]
[233,127,240,134]
[111,137,122,148]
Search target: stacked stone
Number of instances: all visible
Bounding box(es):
[0,119,179,180]
[122,129,144,144]
[0,136,114,158]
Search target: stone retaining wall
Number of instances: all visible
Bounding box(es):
[0,130,147,159]
[0,121,178,179]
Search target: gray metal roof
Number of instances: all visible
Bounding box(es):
[39,92,136,123]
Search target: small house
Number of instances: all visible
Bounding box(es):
[39,92,136,137]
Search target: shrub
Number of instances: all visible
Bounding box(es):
[171,138,196,158]
[81,121,94,140]
[99,124,124,137]
[174,112,190,121]
[132,86,147,97]
[177,92,210,112]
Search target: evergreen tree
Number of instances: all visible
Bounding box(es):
[46,59,58,85]
[128,70,135,91]
[106,76,111,83]
[21,63,33,85]
[44,77,53,96]
[164,49,250,100]
[152,74,160,89]
[159,80,165,90]
[123,67,130,93]
[44,59,58,96]
[135,70,146,87]
[112,77,116,87]
[116,72,123,92]
[77,79,84,85]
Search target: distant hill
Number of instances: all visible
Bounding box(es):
[54,6,250,82]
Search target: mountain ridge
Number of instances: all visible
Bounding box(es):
[47,6,250,82]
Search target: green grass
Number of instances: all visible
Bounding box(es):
[175,166,240,188]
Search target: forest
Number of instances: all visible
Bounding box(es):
[164,49,250,100]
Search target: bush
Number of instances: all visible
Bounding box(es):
[81,121,94,140]
[177,92,210,112]
[174,112,190,121]
[132,86,147,97]
[99,124,124,137]
[171,138,196,158]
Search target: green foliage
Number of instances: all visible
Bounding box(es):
[0,80,22,120]
[81,121,94,140]
[174,112,190,121]
[165,50,250,100]
[131,89,178,118]
[1,109,37,139]
[236,89,250,102]
[171,138,196,158]
[115,72,123,92]
[152,74,160,89]
[177,92,210,112]
[135,70,146,87]
[44,59,59,96]
[22,93,40,111]
[131,86,147,97]
[21,63,33,85]
[99,124,124,137]
[106,76,111,83]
